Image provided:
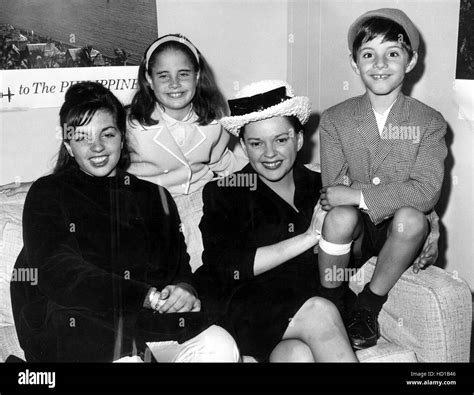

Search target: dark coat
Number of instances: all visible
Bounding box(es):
[196,162,322,361]
[11,164,214,362]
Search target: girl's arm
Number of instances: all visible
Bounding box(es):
[208,125,240,176]
[148,185,199,313]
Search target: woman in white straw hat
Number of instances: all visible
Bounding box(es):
[196,80,358,362]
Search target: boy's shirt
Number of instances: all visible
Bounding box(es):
[319,92,447,225]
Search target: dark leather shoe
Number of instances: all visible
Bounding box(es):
[347,307,380,350]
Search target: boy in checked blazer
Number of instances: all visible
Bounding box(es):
[318,8,447,349]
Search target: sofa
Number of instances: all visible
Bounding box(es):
[1,191,472,362]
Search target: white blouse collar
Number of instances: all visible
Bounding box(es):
[155,104,197,126]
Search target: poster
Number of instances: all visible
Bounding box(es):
[454,0,474,121]
[0,0,473,393]
[0,0,157,109]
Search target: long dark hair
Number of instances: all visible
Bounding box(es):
[128,35,228,127]
[54,81,129,174]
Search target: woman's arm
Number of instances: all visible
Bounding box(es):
[253,232,318,276]
[200,182,322,285]
[253,204,323,275]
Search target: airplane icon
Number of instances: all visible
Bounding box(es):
[1,87,15,102]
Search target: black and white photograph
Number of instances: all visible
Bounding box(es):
[456,0,474,80]
[0,0,157,69]
[0,0,473,393]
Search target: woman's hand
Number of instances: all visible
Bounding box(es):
[157,284,201,314]
[0,181,33,196]
[306,200,327,245]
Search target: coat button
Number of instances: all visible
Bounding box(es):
[163,169,169,174]
[372,177,381,185]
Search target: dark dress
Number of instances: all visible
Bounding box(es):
[10,164,215,362]
[197,162,322,361]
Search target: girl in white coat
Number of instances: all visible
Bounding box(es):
[127,34,245,271]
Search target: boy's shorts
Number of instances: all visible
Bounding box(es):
[350,212,430,269]
[349,213,391,269]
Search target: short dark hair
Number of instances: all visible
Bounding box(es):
[54,81,129,174]
[351,17,414,61]
[239,115,304,139]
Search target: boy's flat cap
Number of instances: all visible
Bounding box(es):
[348,8,420,53]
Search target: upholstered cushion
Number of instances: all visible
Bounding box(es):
[350,258,472,362]
[0,325,25,361]
[0,193,26,327]
[356,338,417,362]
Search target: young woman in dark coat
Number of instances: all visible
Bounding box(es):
[10,81,239,362]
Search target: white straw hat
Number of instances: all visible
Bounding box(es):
[221,80,311,137]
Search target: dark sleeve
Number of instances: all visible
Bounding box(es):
[154,185,195,290]
[199,182,257,287]
[22,179,150,314]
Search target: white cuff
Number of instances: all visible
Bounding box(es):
[358,191,368,210]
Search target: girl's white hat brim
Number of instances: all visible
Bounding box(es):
[220,80,311,137]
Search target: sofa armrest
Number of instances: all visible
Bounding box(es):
[349,258,472,362]
[0,325,25,362]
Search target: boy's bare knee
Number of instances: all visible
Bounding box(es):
[391,207,428,240]
[323,205,360,239]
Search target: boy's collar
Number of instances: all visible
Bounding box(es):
[354,92,409,124]
[372,99,396,117]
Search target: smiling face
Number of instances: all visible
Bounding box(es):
[241,116,303,186]
[64,109,122,177]
[146,48,199,121]
[351,35,417,103]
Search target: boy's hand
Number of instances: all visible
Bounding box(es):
[320,185,360,210]
[413,227,439,273]
[157,284,201,314]
[413,242,438,273]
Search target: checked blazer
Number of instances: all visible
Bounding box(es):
[319,93,447,225]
